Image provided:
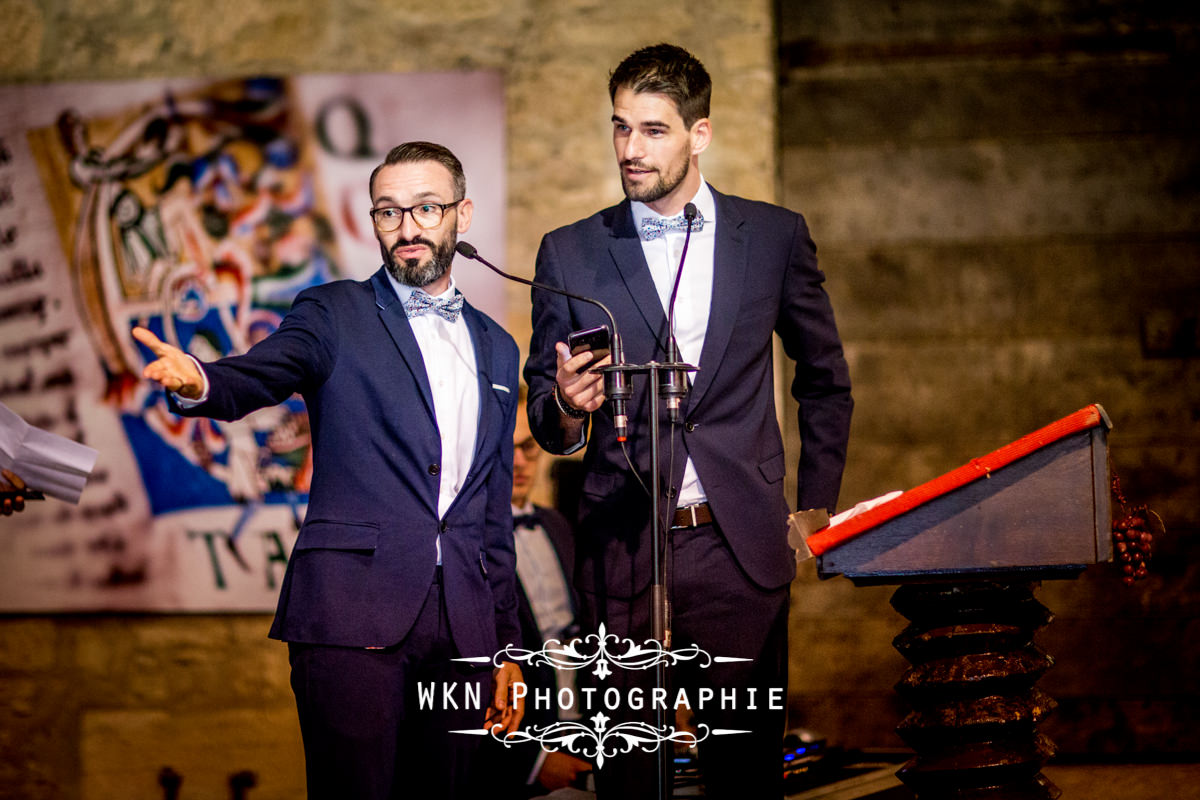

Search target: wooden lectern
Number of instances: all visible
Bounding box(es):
[807,405,1113,800]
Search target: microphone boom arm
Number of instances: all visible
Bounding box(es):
[454,241,634,440]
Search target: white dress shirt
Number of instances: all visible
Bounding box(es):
[512,503,574,644]
[631,179,716,507]
[385,272,480,522]
[512,501,581,747]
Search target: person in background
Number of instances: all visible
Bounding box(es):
[483,390,592,798]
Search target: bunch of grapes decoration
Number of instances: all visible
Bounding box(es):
[1111,471,1163,585]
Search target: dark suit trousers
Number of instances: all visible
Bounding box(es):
[287,574,490,800]
[585,521,789,800]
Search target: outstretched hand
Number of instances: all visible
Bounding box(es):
[132,327,204,400]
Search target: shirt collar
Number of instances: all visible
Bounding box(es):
[630,178,715,228]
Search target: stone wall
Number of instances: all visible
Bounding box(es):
[6,0,1195,795]
[780,0,1200,757]
[0,2,778,797]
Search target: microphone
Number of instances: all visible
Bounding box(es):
[661,202,698,424]
[454,241,634,441]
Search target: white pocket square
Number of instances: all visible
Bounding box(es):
[492,383,511,393]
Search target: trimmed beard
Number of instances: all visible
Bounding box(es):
[620,147,691,204]
[382,233,456,288]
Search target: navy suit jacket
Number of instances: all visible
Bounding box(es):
[175,267,521,657]
[524,186,853,598]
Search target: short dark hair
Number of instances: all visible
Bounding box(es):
[369,141,466,201]
[608,43,711,129]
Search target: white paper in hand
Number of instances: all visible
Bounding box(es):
[0,402,99,504]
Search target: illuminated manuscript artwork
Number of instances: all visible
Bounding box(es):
[30,77,334,524]
[0,73,505,611]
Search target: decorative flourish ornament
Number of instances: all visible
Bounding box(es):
[467,622,748,681]
[492,714,712,769]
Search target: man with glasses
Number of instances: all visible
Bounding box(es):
[133,141,524,800]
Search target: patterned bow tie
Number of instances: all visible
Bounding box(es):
[639,210,705,241]
[513,512,542,530]
[403,289,464,322]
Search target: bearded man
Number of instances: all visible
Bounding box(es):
[524,45,853,799]
[134,141,524,800]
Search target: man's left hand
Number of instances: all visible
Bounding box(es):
[1,469,27,516]
[483,661,525,736]
[538,751,592,792]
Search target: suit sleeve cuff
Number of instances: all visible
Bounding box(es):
[172,355,211,408]
[561,423,586,455]
[527,749,549,786]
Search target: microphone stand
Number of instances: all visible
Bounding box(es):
[456,240,696,800]
[649,203,698,799]
[661,202,698,425]
[641,354,695,800]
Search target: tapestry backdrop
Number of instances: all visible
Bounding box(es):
[0,72,505,611]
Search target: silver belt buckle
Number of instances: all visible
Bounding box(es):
[675,503,698,529]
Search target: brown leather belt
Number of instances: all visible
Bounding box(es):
[671,502,713,529]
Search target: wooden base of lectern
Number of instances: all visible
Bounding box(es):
[889,582,1061,800]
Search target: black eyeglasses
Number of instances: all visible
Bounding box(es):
[370,200,463,232]
[515,438,542,459]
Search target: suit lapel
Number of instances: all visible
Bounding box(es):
[690,188,747,411]
[609,202,670,351]
[371,269,437,424]
[462,303,494,473]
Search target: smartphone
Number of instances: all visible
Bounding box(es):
[567,324,611,368]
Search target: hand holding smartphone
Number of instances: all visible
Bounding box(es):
[566,325,611,372]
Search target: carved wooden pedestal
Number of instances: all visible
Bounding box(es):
[806,406,1113,800]
[890,581,1060,800]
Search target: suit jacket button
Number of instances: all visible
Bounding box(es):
[428,463,441,475]
[684,421,696,433]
